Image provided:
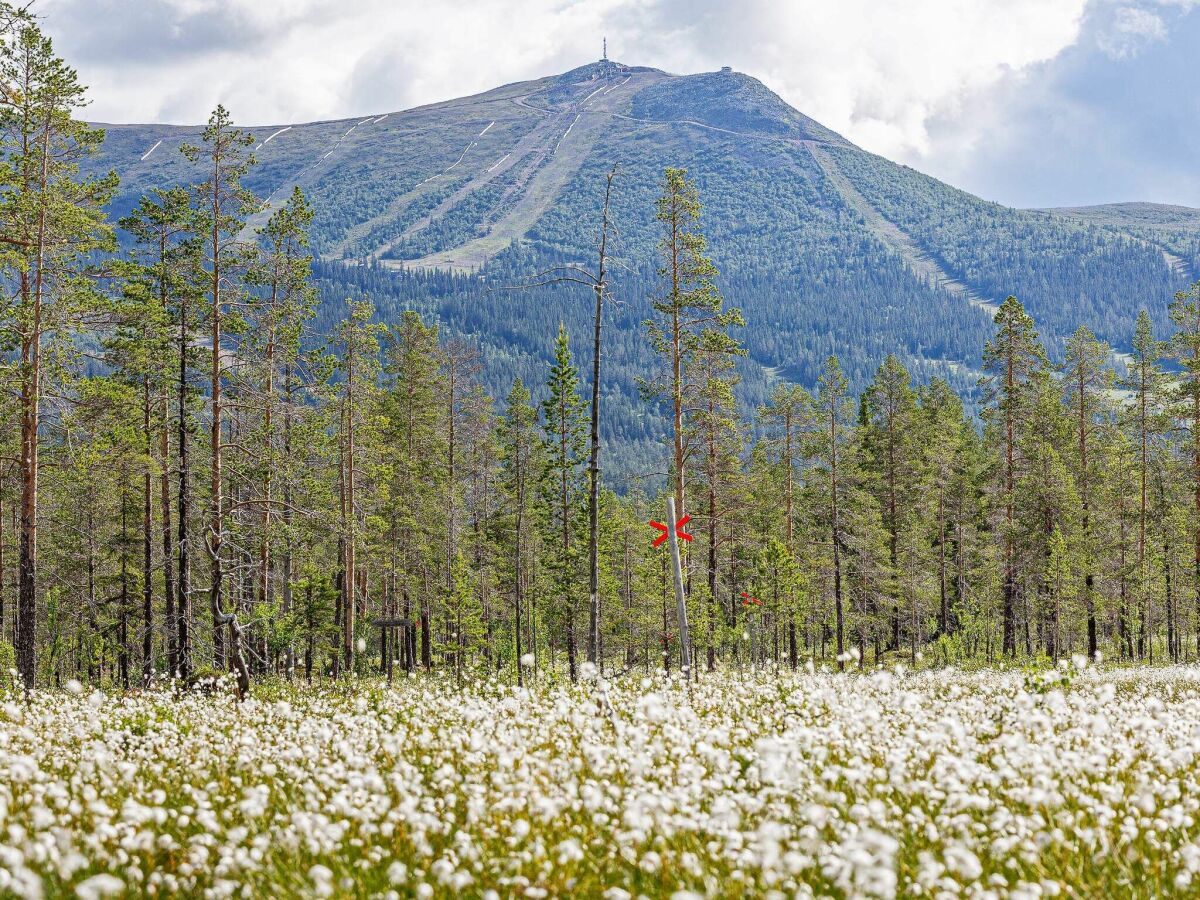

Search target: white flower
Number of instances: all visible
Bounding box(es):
[64,679,83,695]
[944,845,983,881]
[356,638,366,653]
[640,851,662,873]
[76,874,124,900]
[519,653,535,668]
[556,838,584,864]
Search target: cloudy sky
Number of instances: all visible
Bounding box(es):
[37,0,1200,209]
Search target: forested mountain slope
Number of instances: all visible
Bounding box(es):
[83,60,1200,475]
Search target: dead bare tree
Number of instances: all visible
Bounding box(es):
[502,164,620,670]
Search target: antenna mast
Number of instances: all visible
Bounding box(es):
[602,37,607,61]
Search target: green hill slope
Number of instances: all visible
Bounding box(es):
[81,60,1200,477]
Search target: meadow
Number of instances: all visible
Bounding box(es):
[0,660,1196,898]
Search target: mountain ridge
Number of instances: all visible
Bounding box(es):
[80,59,1200,475]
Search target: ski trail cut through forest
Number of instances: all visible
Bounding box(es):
[805,142,999,317]
[255,126,291,151]
[1162,248,1192,279]
[139,140,162,161]
[241,114,385,237]
[362,112,566,261]
[330,89,564,260]
[401,70,664,272]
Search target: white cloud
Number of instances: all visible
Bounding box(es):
[1097,6,1167,57]
[653,0,1090,158]
[32,0,1186,183]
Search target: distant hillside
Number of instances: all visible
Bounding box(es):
[81,60,1200,478]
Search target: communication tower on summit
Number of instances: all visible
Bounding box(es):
[602,37,607,61]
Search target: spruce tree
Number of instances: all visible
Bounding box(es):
[539,325,588,680]
[498,379,540,686]
[861,353,921,650]
[382,311,447,670]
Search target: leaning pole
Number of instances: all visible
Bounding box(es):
[666,496,692,678]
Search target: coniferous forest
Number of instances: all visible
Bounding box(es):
[13,7,1200,900]
[0,10,1199,695]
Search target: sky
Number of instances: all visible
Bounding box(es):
[36,0,1200,209]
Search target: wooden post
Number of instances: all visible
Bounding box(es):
[666,496,691,678]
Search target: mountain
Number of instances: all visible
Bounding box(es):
[83,60,1200,478]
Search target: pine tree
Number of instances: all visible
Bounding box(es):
[1063,325,1114,658]
[462,384,499,673]
[689,333,744,672]
[118,186,204,680]
[0,13,116,686]
[1170,280,1200,656]
[643,167,743,520]
[182,105,258,671]
[917,378,971,637]
[981,296,1048,656]
[1121,310,1168,660]
[441,338,481,674]
[813,356,854,669]
[759,383,811,665]
[249,186,315,639]
[1019,372,1078,658]
[332,299,382,674]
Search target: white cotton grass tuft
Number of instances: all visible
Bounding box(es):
[75,874,124,900]
[3,664,1200,896]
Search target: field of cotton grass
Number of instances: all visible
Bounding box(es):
[1,659,1199,898]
